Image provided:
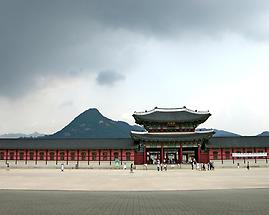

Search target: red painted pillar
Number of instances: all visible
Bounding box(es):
[45,150,48,165]
[120,149,123,165]
[143,145,147,164]
[161,144,164,163]
[88,149,90,165]
[15,149,18,164]
[231,147,234,164]
[66,150,69,165]
[35,149,38,165]
[197,144,201,163]
[265,147,268,164]
[221,148,223,164]
[109,149,112,165]
[77,149,79,165]
[56,149,58,165]
[5,149,8,164]
[98,149,101,165]
[254,147,257,163]
[180,143,183,164]
[25,149,28,164]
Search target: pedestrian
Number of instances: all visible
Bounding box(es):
[144,163,148,170]
[157,163,160,171]
[202,163,206,171]
[247,161,250,170]
[61,163,64,172]
[237,163,240,168]
[130,163,133,173]
[164,163,167,171]
[211,161,215,170]
[196,162,200,170]
[161,163,163,171]
[123,162,127,170]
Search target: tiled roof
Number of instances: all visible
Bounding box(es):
[0,138,133,150]
[133,107,211,124]
[209,136,269,148]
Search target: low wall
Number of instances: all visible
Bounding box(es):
[0,160,133,169]
[212,159,269,168]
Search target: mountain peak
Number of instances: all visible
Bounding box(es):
[83,108,102,116]
[50,108,143,138]
[257,131,269,136]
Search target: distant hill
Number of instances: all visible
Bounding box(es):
[257,131,269,136]
[197,128,240,137]
[0,132,45,139]
[213,129,240,137]
[50,108,144,138]
[5,108,267,138]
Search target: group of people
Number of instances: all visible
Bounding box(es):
[154,159,168,171]
[191,158,214,171]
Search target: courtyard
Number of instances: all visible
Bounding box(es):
[0,168,269,191]
[1,168,269,214]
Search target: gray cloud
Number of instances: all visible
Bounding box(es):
[96,70,125,86]
[0,0,269,97]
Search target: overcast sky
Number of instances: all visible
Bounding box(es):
[0,0,269,135]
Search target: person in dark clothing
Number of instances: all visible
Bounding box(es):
[202,163,206,171]
[130,163,133,173]
[247,161,250,170]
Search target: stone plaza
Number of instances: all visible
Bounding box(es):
[1,168,269,214]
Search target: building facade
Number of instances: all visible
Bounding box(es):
[0,107,269,168]
[131,107,214,164]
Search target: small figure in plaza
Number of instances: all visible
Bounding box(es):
[61,163,64,172]
[130,163,134,173]
[157,163,160,171]
[144,163,148,170]
[211,161,215,170]
[202,163,206,171]
[237,163,240,168]
[123,162,127,170]
[164,163,167,171]
[191,160,194,170]
[161,163,163,171]
[247,161,250,170]
[196,162,200,170]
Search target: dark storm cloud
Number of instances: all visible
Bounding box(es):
[0,0,268,97]
[96,70,125,86]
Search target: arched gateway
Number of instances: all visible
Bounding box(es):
[131,107,214,165]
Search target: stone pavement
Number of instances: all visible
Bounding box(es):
[0,189,268,215]
[0,168,269,191]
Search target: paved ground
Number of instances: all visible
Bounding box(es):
[0,168,269,191]
[0,189,268,215]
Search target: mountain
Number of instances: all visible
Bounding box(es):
[257,131,269,136]
[0,132,45,139]
[197,128,240,137]
[213,129,240,137]
[50,108,144,138]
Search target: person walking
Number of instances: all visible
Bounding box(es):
[61,163,64,172]
[247,161,250,170]
[163,163,167,171]
[157,163,160,171]
[202,163,206,171]
[123,162,127,170]
[130,163,133,173]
